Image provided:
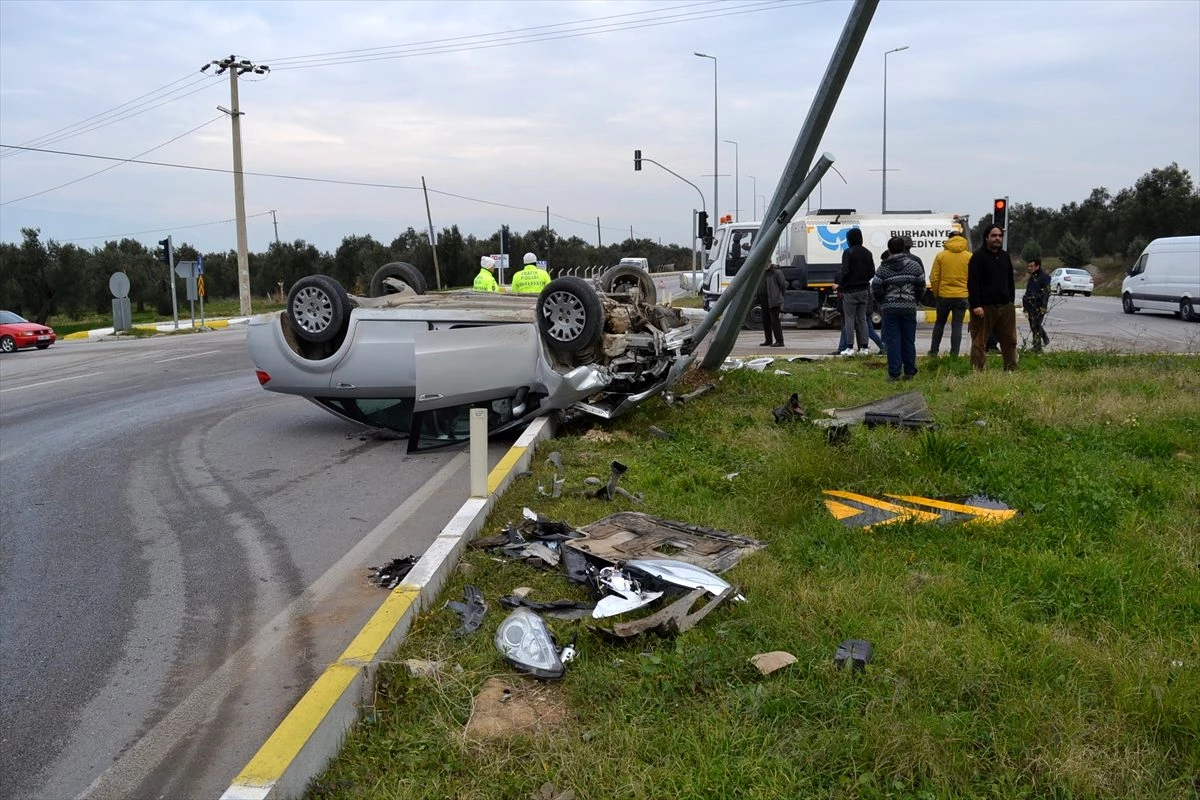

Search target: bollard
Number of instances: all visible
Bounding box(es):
[470,408,487,497]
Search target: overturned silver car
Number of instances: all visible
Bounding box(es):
[247,263,695,450]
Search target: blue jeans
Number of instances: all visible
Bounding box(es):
[882,312,917,379]
[929,297,969,356]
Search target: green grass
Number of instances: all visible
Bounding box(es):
[309,353,1199,800]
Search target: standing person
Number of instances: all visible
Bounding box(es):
[873,235,925,381]
[1022,257,1052,352]
[512,252,551,294]
[967,225,1018,370]
[474,255,499,292]
[758,261,786,347]
[927,231,971,357]
[835,228,876,355]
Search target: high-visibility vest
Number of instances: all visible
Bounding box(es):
[512,264,551,294]
[473,268,499,292]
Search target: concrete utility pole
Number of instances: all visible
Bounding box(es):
[202,55,269,315]
[270,209,280,246]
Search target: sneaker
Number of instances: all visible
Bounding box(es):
[856,348,871,355]
[839,348,856,356]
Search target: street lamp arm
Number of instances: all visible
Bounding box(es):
[642,157,706,212]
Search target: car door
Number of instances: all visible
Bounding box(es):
[413,323,542,411]
[329,318,428,395]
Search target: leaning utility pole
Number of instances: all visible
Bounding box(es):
[270,209,280,246]
[201,55,269,316]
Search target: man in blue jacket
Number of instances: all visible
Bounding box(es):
[873,235,925,381]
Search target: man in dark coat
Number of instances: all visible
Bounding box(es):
[835,227,875,355]
[967,225,1018,371]
[1022,257,1052,352]
[758,261,787,347]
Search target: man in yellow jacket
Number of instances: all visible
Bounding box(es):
[512,252,551,294]
[928,232,971,357]
[474,256,499,292]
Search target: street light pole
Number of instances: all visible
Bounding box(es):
[882,45,908,213]
[694,52,718,220]
[203,55,270,316]
[747,175,757,219]
[723,139,739,220]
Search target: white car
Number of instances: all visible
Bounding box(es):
[1049,267,1094,296]
[247,263,694,451]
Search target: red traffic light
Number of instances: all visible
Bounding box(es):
[994,199,1005,210]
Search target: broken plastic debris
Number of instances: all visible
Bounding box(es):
[834,639,872,671]
[750,651,797,675]
[591,585,736,640]
[592,566,663,618]
[772,393,806,424]
[648,425,670,440]
[445,585,487,635]
[367,555,418,589]
[626,558,743,601]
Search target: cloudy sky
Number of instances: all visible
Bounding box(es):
[1,0,1197,257]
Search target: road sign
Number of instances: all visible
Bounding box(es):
[197,275,206,298]
[822,490,1016,528]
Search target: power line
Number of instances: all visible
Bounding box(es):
[265,1,822,71]
[2,144,649,240]
[60,210,275,243]
[0,116,226,206]
[0,75,216,160]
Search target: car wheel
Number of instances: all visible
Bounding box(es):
[1083,292,1092,297]
[1182,298,1197,322]
[369,262,427,296]
[0,335,15,353]
[1053,284,1062,295]
[537,276,604,356]
[1122,293,1136,314]
[744,304,764,331]
[36,343,51,350]
[598,265,657,304]
[287,274,350,343]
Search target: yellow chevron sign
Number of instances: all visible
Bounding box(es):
[823,490,1016,529]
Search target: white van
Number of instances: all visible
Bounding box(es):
[1121,236,1200,321]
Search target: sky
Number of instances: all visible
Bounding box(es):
[1,0,1198,258]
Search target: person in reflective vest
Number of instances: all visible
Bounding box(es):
[474,256,499,292]
[512,252,550,294]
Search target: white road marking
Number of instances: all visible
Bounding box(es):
[153,350,222,363]
[0,371,104,394]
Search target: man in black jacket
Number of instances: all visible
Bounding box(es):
[834,227,875,355]
[1022,257,1052,352]
[967,225,1018,371]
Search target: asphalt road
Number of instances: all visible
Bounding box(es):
[0,329,510,800]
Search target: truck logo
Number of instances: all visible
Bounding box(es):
[816,225,861,252]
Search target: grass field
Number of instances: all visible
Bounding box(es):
[307,352,1199,800]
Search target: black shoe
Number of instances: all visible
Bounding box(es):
[887,375,900,382]
[769,342,784,347]
[759,341,772,347]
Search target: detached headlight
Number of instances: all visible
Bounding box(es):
[494,607,566,680]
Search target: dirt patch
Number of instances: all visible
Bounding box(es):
[464,676,568,740]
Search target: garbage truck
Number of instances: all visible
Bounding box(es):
[699,209,968,328]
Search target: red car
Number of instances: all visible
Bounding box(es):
[0,310,56,353]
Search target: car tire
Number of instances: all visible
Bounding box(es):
[1122,293,1136,315]
[0,335,15,353]
[744,304,764,331]
[537,276,604,356]
[1053,284,1062,295]
[598,265,657,304]
[36,343,51,349]
[1182,298,1197,322]
[370,262,427,297]
[1083,292,1092,297]
[287,274,350,343]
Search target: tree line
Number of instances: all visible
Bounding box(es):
[2,163,1196,323]
[967,162,1199,266]
[0,224,695,324]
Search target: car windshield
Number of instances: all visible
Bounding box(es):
[0,310,28,324]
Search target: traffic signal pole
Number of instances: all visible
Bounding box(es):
[159,236,179,330]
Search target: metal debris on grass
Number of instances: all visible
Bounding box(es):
[445,585,487,635]
[834,639,872,671]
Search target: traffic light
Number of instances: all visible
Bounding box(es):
[157,237,172,264]
[634,149,642,171]
[696,211,708,239]
[992,198,1007,229]
[500,225,510,252]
